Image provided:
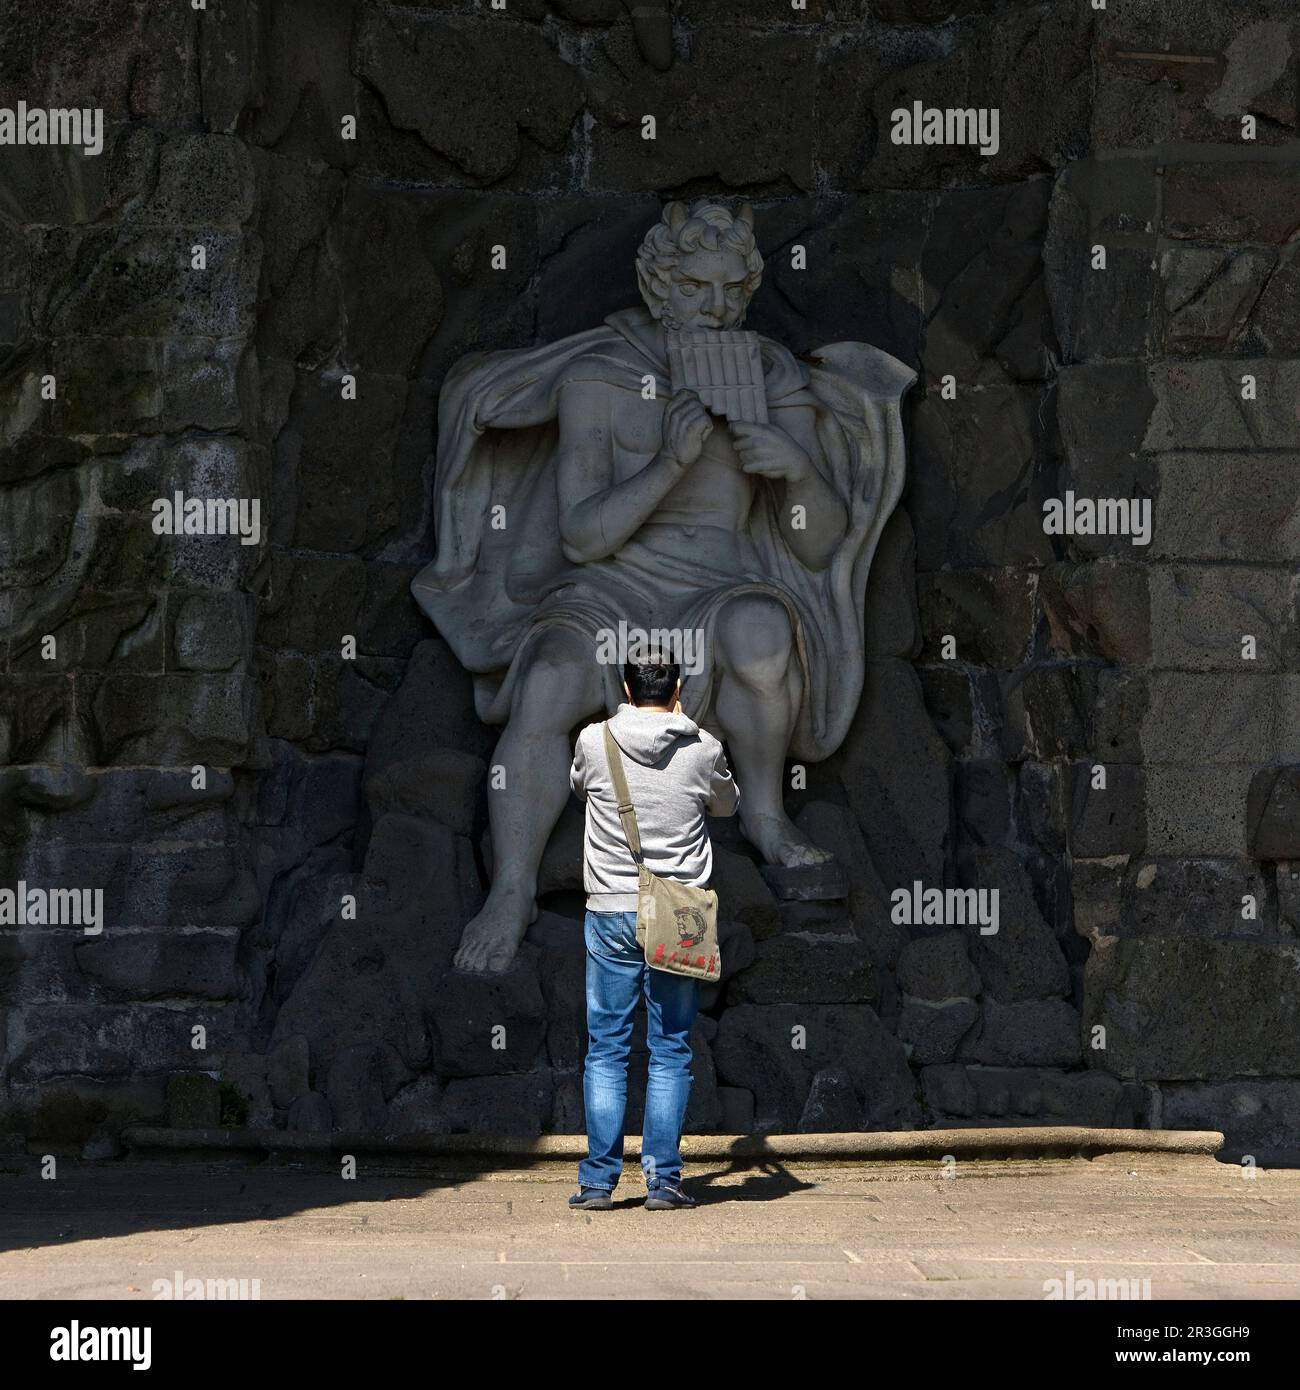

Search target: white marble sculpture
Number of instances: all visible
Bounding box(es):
[412,200,915,972]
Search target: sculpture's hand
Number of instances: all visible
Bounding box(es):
[730,421,812,482]
[662,389,714,467]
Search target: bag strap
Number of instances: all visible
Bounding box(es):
[602,722,644,862]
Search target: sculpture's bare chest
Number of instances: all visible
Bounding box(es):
[609,390,753,527]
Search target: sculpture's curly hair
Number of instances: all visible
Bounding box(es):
[636,200,764,324]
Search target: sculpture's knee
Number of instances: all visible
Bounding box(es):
[715,595,795,689]
[514,630,603,725]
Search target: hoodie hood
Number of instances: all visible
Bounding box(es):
[606,702,699,765]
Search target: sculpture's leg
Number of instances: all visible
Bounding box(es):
[712,594,832,868]
[453,626,606,974]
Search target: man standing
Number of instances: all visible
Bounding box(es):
[567,651,740,1211]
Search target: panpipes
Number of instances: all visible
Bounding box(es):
[664,328,768,423]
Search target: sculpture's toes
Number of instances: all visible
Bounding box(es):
[454,919,494,971]
[453,939,486,972]
[777,826,835,868]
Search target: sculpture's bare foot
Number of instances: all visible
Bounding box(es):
[740,810,834,868]
[453,883,538,974]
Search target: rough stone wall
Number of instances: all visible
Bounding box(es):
[1,0,1297,1158]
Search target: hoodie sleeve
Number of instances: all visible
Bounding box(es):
[570,729,589,799]
[703,738,740,818]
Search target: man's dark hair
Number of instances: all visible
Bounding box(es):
[624,651,680,707]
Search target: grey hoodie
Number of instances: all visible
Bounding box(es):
[569,703,741,912]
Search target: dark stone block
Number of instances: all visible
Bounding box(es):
[710,849,781,942]
[1162,1080,1300,1164]
[898,930,981,1001]
[440,1067,554,1136]
[427,957,548,1079]
[1122,857,1271,940]
[956,759,1012,849]
[1091,668,1148,765]
[0,675,75,780]
[923,181,1055,386]
[866,2,1093,186]
[838,659,951,890]
[1279,862,1300,934]
[10,593,163,675]
[363,639,496,779]
[757,194,929,364]
[1039,561,1151,666]
[270,814,483,1076]
[32,227,258,339]
[1000,664,1096,762]
[288,1091,332,1133]
[1067,761,1147,858]
[726,932,874,1006]
[267,1035,310,1110]
[326,1043,410,1131]
[898,999,979,1065]
[1071,856,1125,944]
[864,508,922,660]
[136,134,256,226]
[1016,761,1066,853]
[921,1064,1145,1127]
[89,674,255,766]
[269,373,410,555]
[758,860,848,902]
[167,1074,220,1129]
[917,666,974,757]
[1084,936,1300,1080]
[1165,165,1300,246]
[1248,767,1300,860]
[75,933,240,1001]
[386,1074,447,1138]
[713,1003,917,1131]
[587,28,818,193]
[797,1067,862,1133]
[967,847,1071,1003]
[909,386,1059,572]
[170,593,249,674]
[308,657,408,755]
[1044,157,1160,364]
[919,569,1037,668]
[354,9,582,185]
[365,749,485,836]
[1159,246,1277,356]
[958,998,1082,1067]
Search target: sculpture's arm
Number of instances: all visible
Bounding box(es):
[555,378,705,564]
[735,402,847,572]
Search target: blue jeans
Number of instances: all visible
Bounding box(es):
[579,909,700,1192]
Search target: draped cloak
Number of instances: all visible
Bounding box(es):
[411,307,915,762]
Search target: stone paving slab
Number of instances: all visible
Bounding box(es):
[0,1151,1296,1300]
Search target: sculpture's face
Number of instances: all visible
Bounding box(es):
[663,247,751,331]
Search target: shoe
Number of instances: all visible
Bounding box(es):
[568,1186,613,1210]
[644,1182,697,1210]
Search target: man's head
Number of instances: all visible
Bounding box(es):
[622,651,682,709]
[636,200,763,332]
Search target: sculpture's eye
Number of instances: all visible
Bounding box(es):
[678,282,699,296]
[726,285,743,297]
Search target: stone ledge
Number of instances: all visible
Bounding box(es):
[120,1125,1223,1161]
